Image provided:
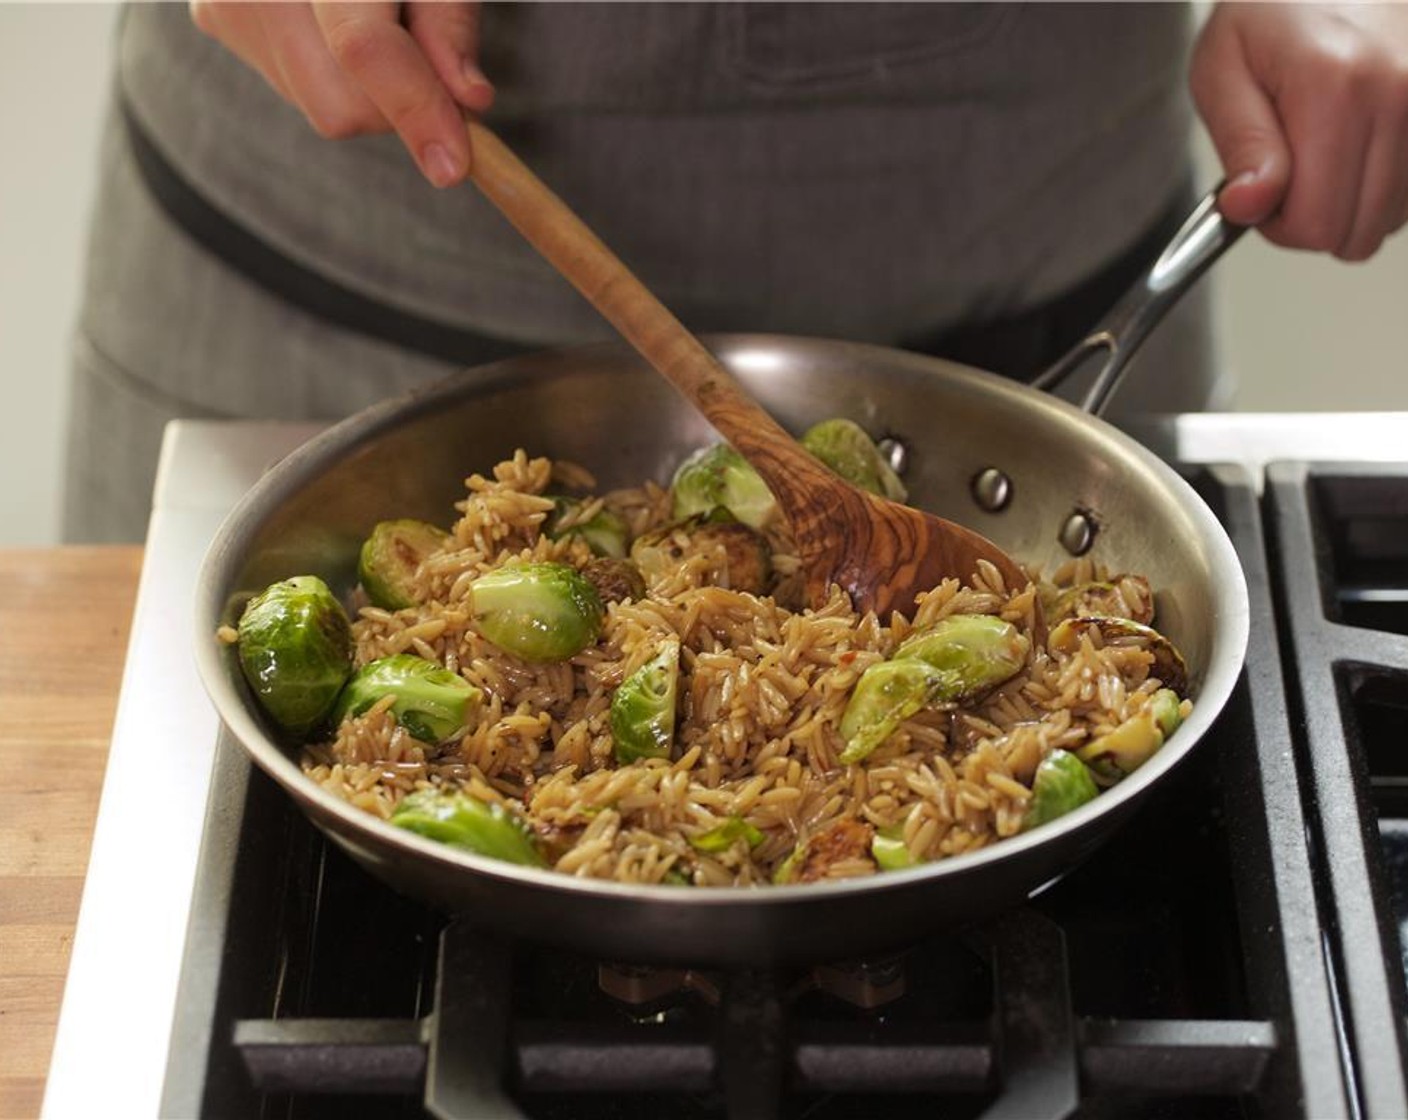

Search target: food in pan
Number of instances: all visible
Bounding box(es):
[219,423,1192,887]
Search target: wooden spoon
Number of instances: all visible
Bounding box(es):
[465,120,1031,618]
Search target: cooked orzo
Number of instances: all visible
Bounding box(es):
[226,439,1192,888]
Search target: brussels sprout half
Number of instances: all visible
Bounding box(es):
[236,575,353,738]
[391,789,547,867]
[611,639,681,762]
[545,497,631,559]
[630,514,772,595]
[1049,616,1189,697]
[670,443,778,530]
[582,557,647,605]
[800,417,907,502]
[1022,750,1100,830]
[689,816,765,853]
[358,520,451,610]
[471,562,604,663]
[1077,688,1185,784]
[838,659,954,764]
[332,653,481,743]
[893,614,1030,702]
[871,827,920,871]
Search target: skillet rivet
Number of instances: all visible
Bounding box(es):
[971,467,1012,512]
[1059,511,1098,556]
[877,437,908,477]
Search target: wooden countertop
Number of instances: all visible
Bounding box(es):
[0,547,143,1120]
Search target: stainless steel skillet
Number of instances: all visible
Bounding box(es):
[194,192,1249,967]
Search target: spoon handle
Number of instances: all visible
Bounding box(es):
[464,120,837,511]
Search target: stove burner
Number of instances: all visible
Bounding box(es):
[808,953,908,1009]
[597,954,909,1015]
[596,962,719,1009]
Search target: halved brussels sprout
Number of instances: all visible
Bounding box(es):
[236,575,353,738]
[358,520,450,609]
[689,816,765,853]
[611,639,680,762]
[1076,688,1185,784]
[1022,750,1100,830]
[582,556,647,605]
[391,789,547,867]
[544,497,631,559]
[670,443,778,530]
[893,614,1030,702]
[870,827,920,870]
[661,865,694,887]
[839,659,953,764]
[1050,576,1154,625]
[332,653,480,743]
[630,514,772,595]
[471,562,604,662]
[772,818,874,884]
[800,417,907,502]
[1049,616,1188,696]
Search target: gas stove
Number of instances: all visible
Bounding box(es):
[42,414,1408,1118]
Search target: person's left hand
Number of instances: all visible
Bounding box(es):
[1191,2,1408,260]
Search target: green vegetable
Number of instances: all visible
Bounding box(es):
[800,418,907,502]
[1023,751,1100,830]
[690,816,765,853]
[772,846,804,885]
[611,639,680,762]
[332,653,480,743]
[871,828,919,870]
[772,819,873,883]
[1076,688,1185,783]
[630,514,772,595]
[236,575,353,738]
[893,614,1030,702]
[670,443,778,529]
[581,556,647,605]
[1049,616,1188,697]
[391,789,547,867]
[544,497,631,559]
[358,520,450,610]
[471,562,604,662]
[839,659,952,764]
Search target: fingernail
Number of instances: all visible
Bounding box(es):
[422,142,461,188]
[461,60,495,109]
[1228,169,1259,189]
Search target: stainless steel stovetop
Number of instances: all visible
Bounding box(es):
[41,412,1408,1117]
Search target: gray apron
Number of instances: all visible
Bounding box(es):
[64,2,1212,543]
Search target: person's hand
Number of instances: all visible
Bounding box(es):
[189,2,493,188]
[1191,3,1408,260]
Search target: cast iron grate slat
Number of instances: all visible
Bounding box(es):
[163,466,1354,1118]
[230,916,1277,1106]
[1265,461,1408,1119]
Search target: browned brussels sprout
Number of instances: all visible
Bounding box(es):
[358,519,450,609]
[630,513,772,595]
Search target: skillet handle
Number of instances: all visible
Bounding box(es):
[1030,187,1247,416]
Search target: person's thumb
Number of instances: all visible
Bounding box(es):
[1190,27,1291,226]
[407,1,494,115]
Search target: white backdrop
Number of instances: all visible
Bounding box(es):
[1,3,1405,547]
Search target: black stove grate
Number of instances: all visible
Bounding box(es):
[162,467,1353,1118]
[1265,461,1408,1118]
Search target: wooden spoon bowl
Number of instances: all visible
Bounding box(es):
[465,121,1032,618]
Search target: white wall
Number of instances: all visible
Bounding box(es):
[0,2,118,546]
[1,3,1405,547]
